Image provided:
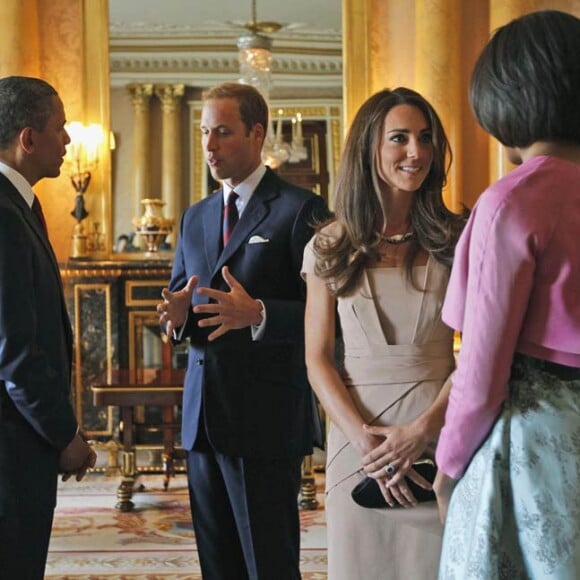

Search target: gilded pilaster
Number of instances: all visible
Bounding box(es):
[81,0,112,258]
[342,0,372,129]
[415,0,463,211]
[0,0,39,76]
[127,84,154,219]
[33,0,85,260]
[370,0,415,93]
[154,84,185,247]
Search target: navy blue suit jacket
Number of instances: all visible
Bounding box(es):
[0,174,77,517]
[170,168,327,459]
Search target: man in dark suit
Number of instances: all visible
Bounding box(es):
[0,76,96,579]
[157,82,327,579]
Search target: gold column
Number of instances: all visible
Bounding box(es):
[488,0,534,182]
[81,0,112,257]
[369,0,415,93]
[127,84,154,220]
[0,0,39,76]
[342,0,372,130]
[415,0,462,212]
[154,84,185,247]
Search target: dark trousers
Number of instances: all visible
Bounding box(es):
[187,446,303,580]
[0,506,54,579]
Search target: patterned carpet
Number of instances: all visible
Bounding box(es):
[46,472,327,579]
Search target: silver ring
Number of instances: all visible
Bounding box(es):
[385,464,396,476]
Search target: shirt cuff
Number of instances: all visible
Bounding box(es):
[251,300,266,341]
[173,310,189,341]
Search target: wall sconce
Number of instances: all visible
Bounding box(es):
[65,122,105,258]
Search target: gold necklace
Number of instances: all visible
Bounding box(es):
[379,232,415,245]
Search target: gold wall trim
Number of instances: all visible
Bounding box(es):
[125,279,169,307]
[192,108,204,202]
[276,106,331,117]
[62,268,124,278]
[128,310,163,369]
[61,266,172,278]
[92,387,183,394]
[330,118,343,208]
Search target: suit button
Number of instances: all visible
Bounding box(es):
[196,359,204,366]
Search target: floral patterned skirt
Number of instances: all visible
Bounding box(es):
[438,354,580,580]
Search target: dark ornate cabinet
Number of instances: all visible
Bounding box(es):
[60,258,175,440]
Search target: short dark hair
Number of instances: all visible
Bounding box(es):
[202,82,269,136]
[0,76,58,149]
[470,10,580,147]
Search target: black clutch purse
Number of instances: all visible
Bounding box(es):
[351,458,437,508]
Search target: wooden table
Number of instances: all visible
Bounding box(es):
[92,368,319,512]
[92,368,185,511]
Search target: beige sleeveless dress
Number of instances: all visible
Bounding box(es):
[303,242,455,580]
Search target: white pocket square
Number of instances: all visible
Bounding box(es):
[248,235,270,244]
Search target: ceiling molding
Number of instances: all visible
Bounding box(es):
[110,30,342,90]
[109,22,341,39]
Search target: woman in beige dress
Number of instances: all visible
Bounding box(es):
[302,87,466,579]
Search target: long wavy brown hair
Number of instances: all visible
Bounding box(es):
[313,87,467,297]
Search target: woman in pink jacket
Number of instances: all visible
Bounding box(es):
[434,10,580,579]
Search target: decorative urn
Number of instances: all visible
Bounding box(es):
[132,198,174,253]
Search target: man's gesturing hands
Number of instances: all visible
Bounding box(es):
[157,275,199,337]
[194,266,262,341]
[157,267,262,341]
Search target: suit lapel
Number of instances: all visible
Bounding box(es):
[22,200,65,298]
[212,171,279,277]
[0,175,73,356]
[0,176,60,275]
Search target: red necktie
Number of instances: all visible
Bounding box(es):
[32,196,49,237]
[222,191,239,247]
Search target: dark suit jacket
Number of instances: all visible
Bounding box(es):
[170,168,327,459]
[0,173,77,517]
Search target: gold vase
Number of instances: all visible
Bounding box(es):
[132,198,174,253]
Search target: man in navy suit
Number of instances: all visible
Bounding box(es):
[157,82,327,579]
[0,76,96,578]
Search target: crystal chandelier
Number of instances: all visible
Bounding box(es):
[236,1,308,169]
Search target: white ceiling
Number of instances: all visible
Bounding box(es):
[108,0,342,37]
[108,0,343,95]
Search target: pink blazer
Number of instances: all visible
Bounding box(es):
[436,155,580,478]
